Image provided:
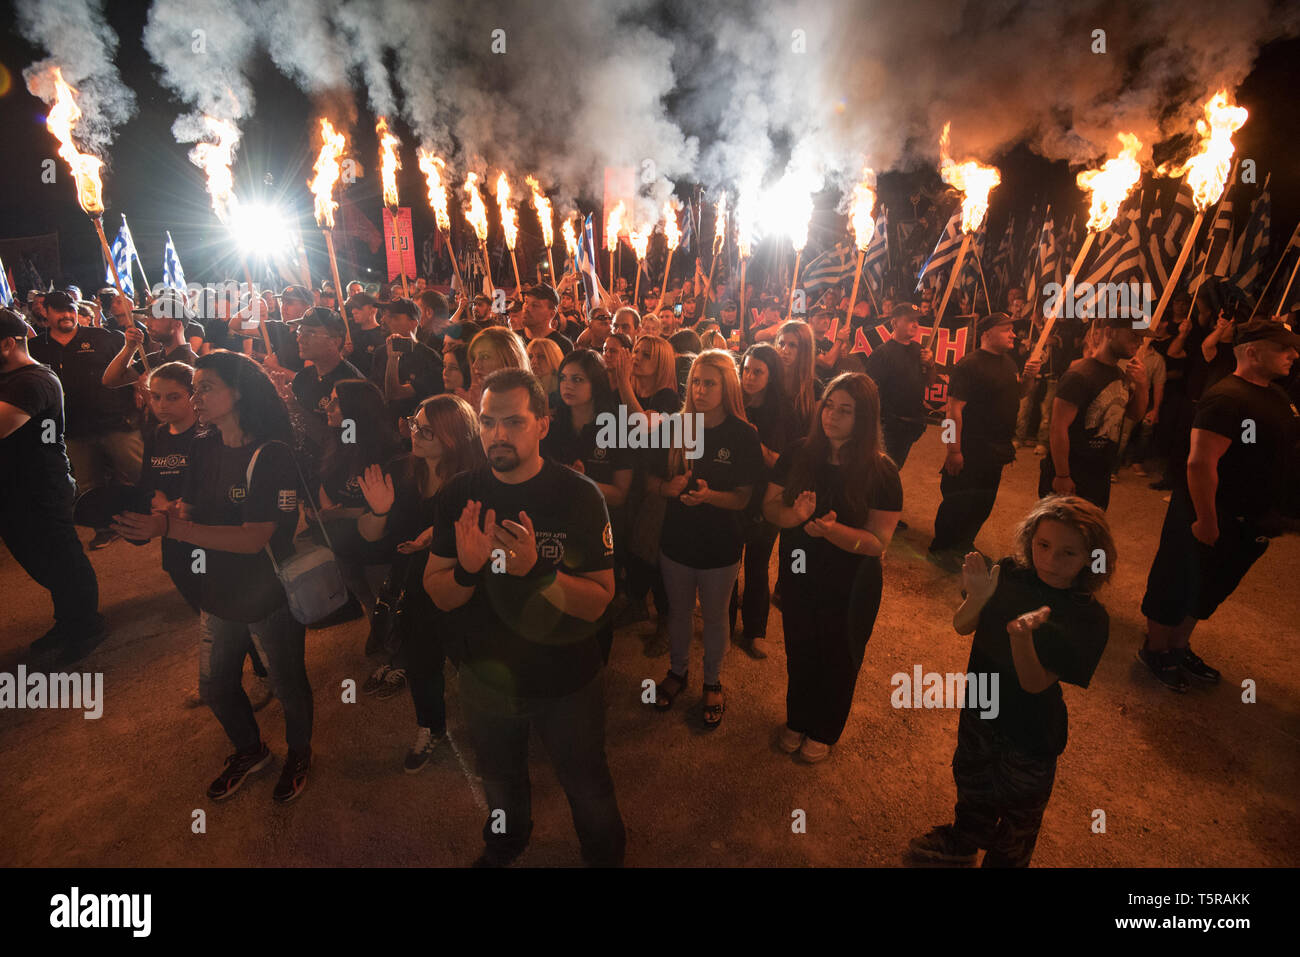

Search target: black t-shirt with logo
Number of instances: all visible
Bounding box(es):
[863,338,928,424]
[949,348,1022,465]
[350,323,389,376]
[430,459,614,697]
[541,411,634,487]
[0,363,72,497]
[968,558,1110,757]
[139,421,198,502]
[1042,357,1128,484]
[658,414,764,569]
[181,434,302,622]
[292,358,364,421]
[132,342,198,376]
[29,327,137,438]
[369,342,444,418]
[1194,374,1300,525]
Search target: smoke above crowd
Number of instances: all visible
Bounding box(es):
[18,0,1300,212]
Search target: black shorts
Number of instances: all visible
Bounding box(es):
[1140,487,1270,627]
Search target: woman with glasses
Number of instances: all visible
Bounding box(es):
[356,395,485,771]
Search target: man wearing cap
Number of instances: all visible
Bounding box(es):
[929,312,1041,568]
[864,302,937,472]
[1137,318,1300,693]
[416,289,453,351]
[262,285,310,370]
[102,290,199,389]
[378,297,444,419]
[1037,316,1149,510]
[346,292,387,376]
[291,308,363,422]
[0,308,105,663]
[29,290,143,549]
[25,290,48,333]
[472,294,493,324]
[519,283,573,354]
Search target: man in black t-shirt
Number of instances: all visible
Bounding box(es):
[376,298,444,419]
[1139,320,1300,692]
[930,313,1041,565]
[425,368,623,867]
[102,290,199,391]
[1038,316,1149,509]
[518,283,574,354]
[346,292,388,375]
[0,309,104,664]
[864,302,936,470]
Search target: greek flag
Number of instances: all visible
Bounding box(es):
[0,256,13,307]
[1189,199,1235,296]
[163,231,187,292]
[802,241,856,300]
[105,219,136,299]
[863,210,889,288]
[1229,189,1270,295]
[1164,181,1197,259]
[1029,214,1057,304]
[681,200,695,254]
[1145,205,1170,291]
[991,217,1014,296]
[576,213,609,307]
[915,211,963,292]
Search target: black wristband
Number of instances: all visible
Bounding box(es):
[453,561,479,587]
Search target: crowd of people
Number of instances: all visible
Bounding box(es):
[0,256,1297,867]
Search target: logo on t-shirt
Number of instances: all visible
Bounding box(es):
[152,453,187,471]
[716,446,731,464]
[277,489,298,511]
[78,341,94,352]
[602,522,614,552]
[227,485,246,504]
[1083,379,1130,447]
[592,446,607,460]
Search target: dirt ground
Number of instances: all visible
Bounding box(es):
[2,427,1297,868]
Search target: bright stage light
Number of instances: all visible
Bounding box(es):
[229,202,295,256]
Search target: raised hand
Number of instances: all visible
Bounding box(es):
[961,552,1001,605]
[791,490,817,524]
[803,508,837,538]
[493,511,540,576]
[454,500,496,574]
[358,463,395,516]
[1007,604,1051,640]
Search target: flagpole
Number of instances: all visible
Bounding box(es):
[739,257,749,344]
[785,249,804,323]
[1027,231,1096,365]
[443,227,465,293]
[927,233,973,352]
[1246,216,1295,320]
[1276,248,1300,319]
[1146,212,1205,335]
[845,248,866,331]
[322,229,351,349]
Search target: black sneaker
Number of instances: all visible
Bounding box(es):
[908,825,978,864]
[404,727,443,773]
[207,742,272,801]
[896,519,909,531]
[1178,646,1221,684]
[1136,646,1189,693]
[272,749,311,804]
[47,616,109,667]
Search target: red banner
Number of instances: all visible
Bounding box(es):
[382,207,417,283]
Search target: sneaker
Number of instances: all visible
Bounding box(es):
[908,824,978,864]
[51,617,109,667]
[1178,646,1221,684]
[88,528,119,550]
[374,668,407,700]
[272,749,311,804]
[926,548,965,575]
[895,519,909,531]
[748,637,770,659]
[247,674,273,712]
[206,742,272,801]
[1136,646,1189,693]
[1033,444,1047,456]
[404,726,443,773]
[777,725,804,754]
[798,737,831,763]
[362,664,391,696]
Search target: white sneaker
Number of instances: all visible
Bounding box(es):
[798,737,832,763]
[777,725,805,754]
[247,675,273,712]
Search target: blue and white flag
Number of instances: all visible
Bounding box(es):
[105,219,136,299]
[576,213,608,307]
[1230,189,1271,295]
[163,231,187,291]
[681,200,695,254]
[863,210,889,289]
[801,241,856,301]
[915,211,963,292]
[0,255,13,308]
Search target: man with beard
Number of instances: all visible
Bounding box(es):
[425,368,623,867]
[518,283,573,354]
[29,290,143,549]
[102,290,199,389]
[0,308,105,664]
[1137,319,1300,692]
[1038,317,1149,510]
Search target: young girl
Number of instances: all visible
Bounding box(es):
[356,394,484,771]
[909,495,1114,867]
[763,373,901,762]
[775,320,819,435]
[649,350,763,728]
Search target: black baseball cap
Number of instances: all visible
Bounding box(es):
[380,297,419,320]
[1095,315,1155,334]
[976,311,1016,336]
[134,289,196,321]
[522,282,559,306]
[0,307,37,339]
[280,285,314,306]
[298,307,348,338]
[891,302,922,322]
[346,292,378,310]
[1236,318,1300,349]
[44,290,77,311]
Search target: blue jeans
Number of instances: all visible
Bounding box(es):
[460,667,625,866]
[660,552,741,685]
[199,605,312,754]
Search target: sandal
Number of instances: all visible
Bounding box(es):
[701,682,725,730]
[655,670,687,711]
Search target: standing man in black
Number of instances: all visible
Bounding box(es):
[377,298,444,419]
[519,283,574,354]
[0,308,105,664]
[425,368,623,867]
[929,312,1041,569]
[102,290,199,389]
[1138,319,1300,692]
[28,290,143,549]
[865,302,936,471]
[1038,316,1149,510]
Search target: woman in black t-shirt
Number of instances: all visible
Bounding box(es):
[356,394,484,772]
[775,321,819,436]
[113,350,313,805]
[764,373,902,763]
[649,350,763,729]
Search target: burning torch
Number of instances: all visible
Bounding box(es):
[606,201,626,295]
[417,150,464,294]
[309,118,351,348]
[463,173,494,295]
[376,116,410,299]
[526,176,557,285]
[497,173,523,294]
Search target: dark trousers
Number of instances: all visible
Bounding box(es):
[0,481,101,640]
[882,418,925,470]
[951,709,1057,867]
[460,667,625,866]
[626,554,669,618]
[782,559,883,745]
[931,457,1006,553]
[729,520,780,640]
[404,616,447,733]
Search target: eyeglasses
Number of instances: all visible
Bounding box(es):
[403,416,437,442]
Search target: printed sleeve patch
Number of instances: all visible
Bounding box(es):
[602,521,614,552]
[277,489,298,511]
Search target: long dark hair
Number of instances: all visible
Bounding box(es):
[321,378,403,488]
[193,350,291,445]
[405,393,486,493]
[555,348,616,420]
[742,343,786,409]
[781,372,890,525]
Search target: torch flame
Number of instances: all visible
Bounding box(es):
[376,116,401,209]
[849,168,877,251]
[663,201,681,252]
[44,68,105,215]
[189,115,241,223]
[1076,132,1143,233]
[713,194,727,254]
[562,217,579,260]
[463,173,489,241]
[629,225,650,262]
[309,118,347,229]
[525,176,554,248]
[737,190,756,260]
[605,201,626,253]
[939,122,1001,233]
[1157,91,1248,212]
[496,173,518,250]
[417,149,451,231]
